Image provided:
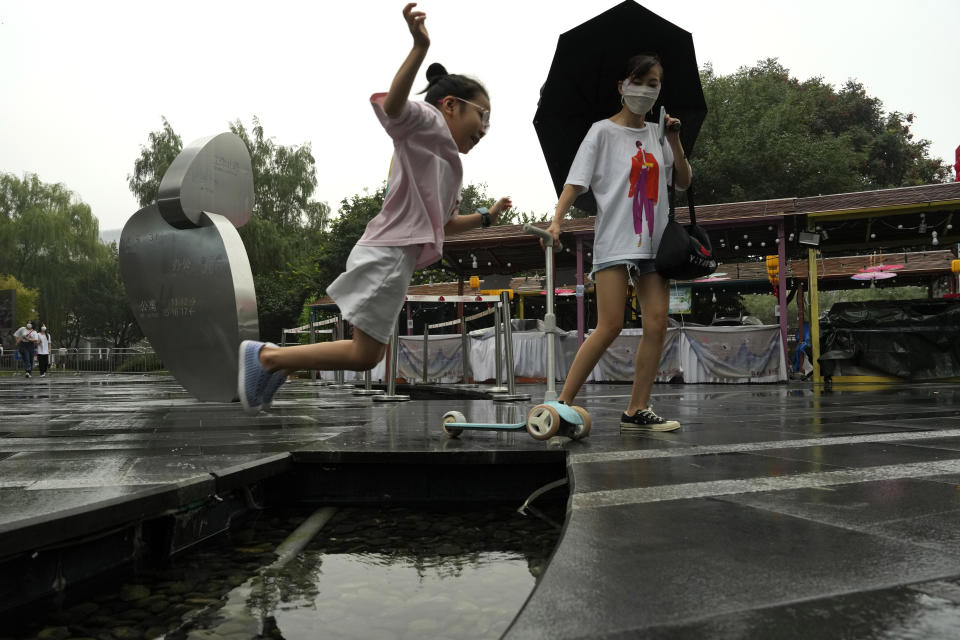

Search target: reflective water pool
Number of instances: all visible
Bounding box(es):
[8,505,562,640]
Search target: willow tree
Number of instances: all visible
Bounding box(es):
[0,173,103,338]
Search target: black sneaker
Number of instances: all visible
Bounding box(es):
[620,406,680,432]
[24,372,31,379]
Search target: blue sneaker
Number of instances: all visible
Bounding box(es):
[238,340,271,414]
[261,371,286,410]
[260,343,285,409]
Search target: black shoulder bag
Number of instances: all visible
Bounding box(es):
[654,185,717,280]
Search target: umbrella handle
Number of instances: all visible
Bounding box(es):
[658,106,665,145]
[658,105,682,146]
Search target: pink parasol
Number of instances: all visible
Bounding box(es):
[851,272,897,281]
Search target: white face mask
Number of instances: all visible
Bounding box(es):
[621,79,660,115]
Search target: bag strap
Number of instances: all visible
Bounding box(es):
[667,184,697,226]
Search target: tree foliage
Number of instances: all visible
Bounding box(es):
[128,117,331,342]
[64,242,142,349]
[691,60,951,205]
[127,116,183,208]
[230,117,328,230]
[0,273,39,328]
[312,185,387,293]
[0,172,112,342]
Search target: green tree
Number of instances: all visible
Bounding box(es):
[692,60,951,205]
[128,117,331,342]
[0,173,103,338]
[312,185,387,293]
[0,273,40,327]
[66,243,142,349]
[127,116,183,207]
[230,117,326,230]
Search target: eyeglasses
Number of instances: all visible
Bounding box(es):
[452,96,490,130]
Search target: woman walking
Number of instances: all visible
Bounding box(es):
[545,53,691,432]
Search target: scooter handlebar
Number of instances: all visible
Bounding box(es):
[523,224,562,252]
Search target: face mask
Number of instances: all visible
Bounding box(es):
[621,79,660,115]
[41,326,46,332]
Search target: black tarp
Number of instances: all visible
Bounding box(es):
[820,299,960,380]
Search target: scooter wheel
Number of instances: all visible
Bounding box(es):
[569,406,592,439]
[526,404,561,440]
[441,411,465,438]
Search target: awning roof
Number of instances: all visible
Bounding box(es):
[441,182,960,276]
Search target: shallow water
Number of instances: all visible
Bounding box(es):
[8,504,562,640]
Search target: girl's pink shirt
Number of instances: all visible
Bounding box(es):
[357,93,463,269]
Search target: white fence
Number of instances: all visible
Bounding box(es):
[0,347,163,375]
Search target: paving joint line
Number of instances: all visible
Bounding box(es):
[571,428,960,465]
[572,459,960,509]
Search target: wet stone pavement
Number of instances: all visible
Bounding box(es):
[2,375,960,638]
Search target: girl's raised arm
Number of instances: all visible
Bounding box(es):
[383,3,430,118]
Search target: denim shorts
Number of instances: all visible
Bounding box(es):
[590,258,657,283]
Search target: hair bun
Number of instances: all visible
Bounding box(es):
[425,62,448,85]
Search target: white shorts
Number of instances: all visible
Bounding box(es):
[326,244,418,345]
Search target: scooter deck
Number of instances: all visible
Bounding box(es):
[444,421,527,431]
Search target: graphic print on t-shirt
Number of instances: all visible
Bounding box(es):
[627,141,659,246]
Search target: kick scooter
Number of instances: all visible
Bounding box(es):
[441,224,591,441]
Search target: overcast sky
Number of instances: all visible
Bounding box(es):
[2,0,958,233]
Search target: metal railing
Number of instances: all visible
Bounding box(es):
[0,347,164,375]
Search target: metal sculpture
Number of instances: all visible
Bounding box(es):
[119,133,258,402]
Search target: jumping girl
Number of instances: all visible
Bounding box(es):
[239,3,511,413]
[545,53,691,431]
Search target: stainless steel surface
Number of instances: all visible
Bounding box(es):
[119,133,258,402]
[329,318,354,389]
[120,206,258,402]
[373,327,409,402]
[492,290,530,403]
[487,305,508,394]
[157,133,254,229]
[352,368,384,396]
[524,224,557,401]
[460,315,471,384]
[422,325,430,383]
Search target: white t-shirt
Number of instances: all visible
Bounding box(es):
[37,333,50,355]
[565,119,689,266]
[14,327,37,344]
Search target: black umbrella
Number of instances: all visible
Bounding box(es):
[534,0,707,213]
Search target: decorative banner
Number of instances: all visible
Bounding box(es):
[669,285,692,314]
[683,325,783,382]
[120,133,258,402]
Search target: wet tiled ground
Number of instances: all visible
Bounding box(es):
[2,375,960,638]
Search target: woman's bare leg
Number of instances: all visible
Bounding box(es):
[625,271,670,415]
[557,266,629,404]
[258,328,387,375]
